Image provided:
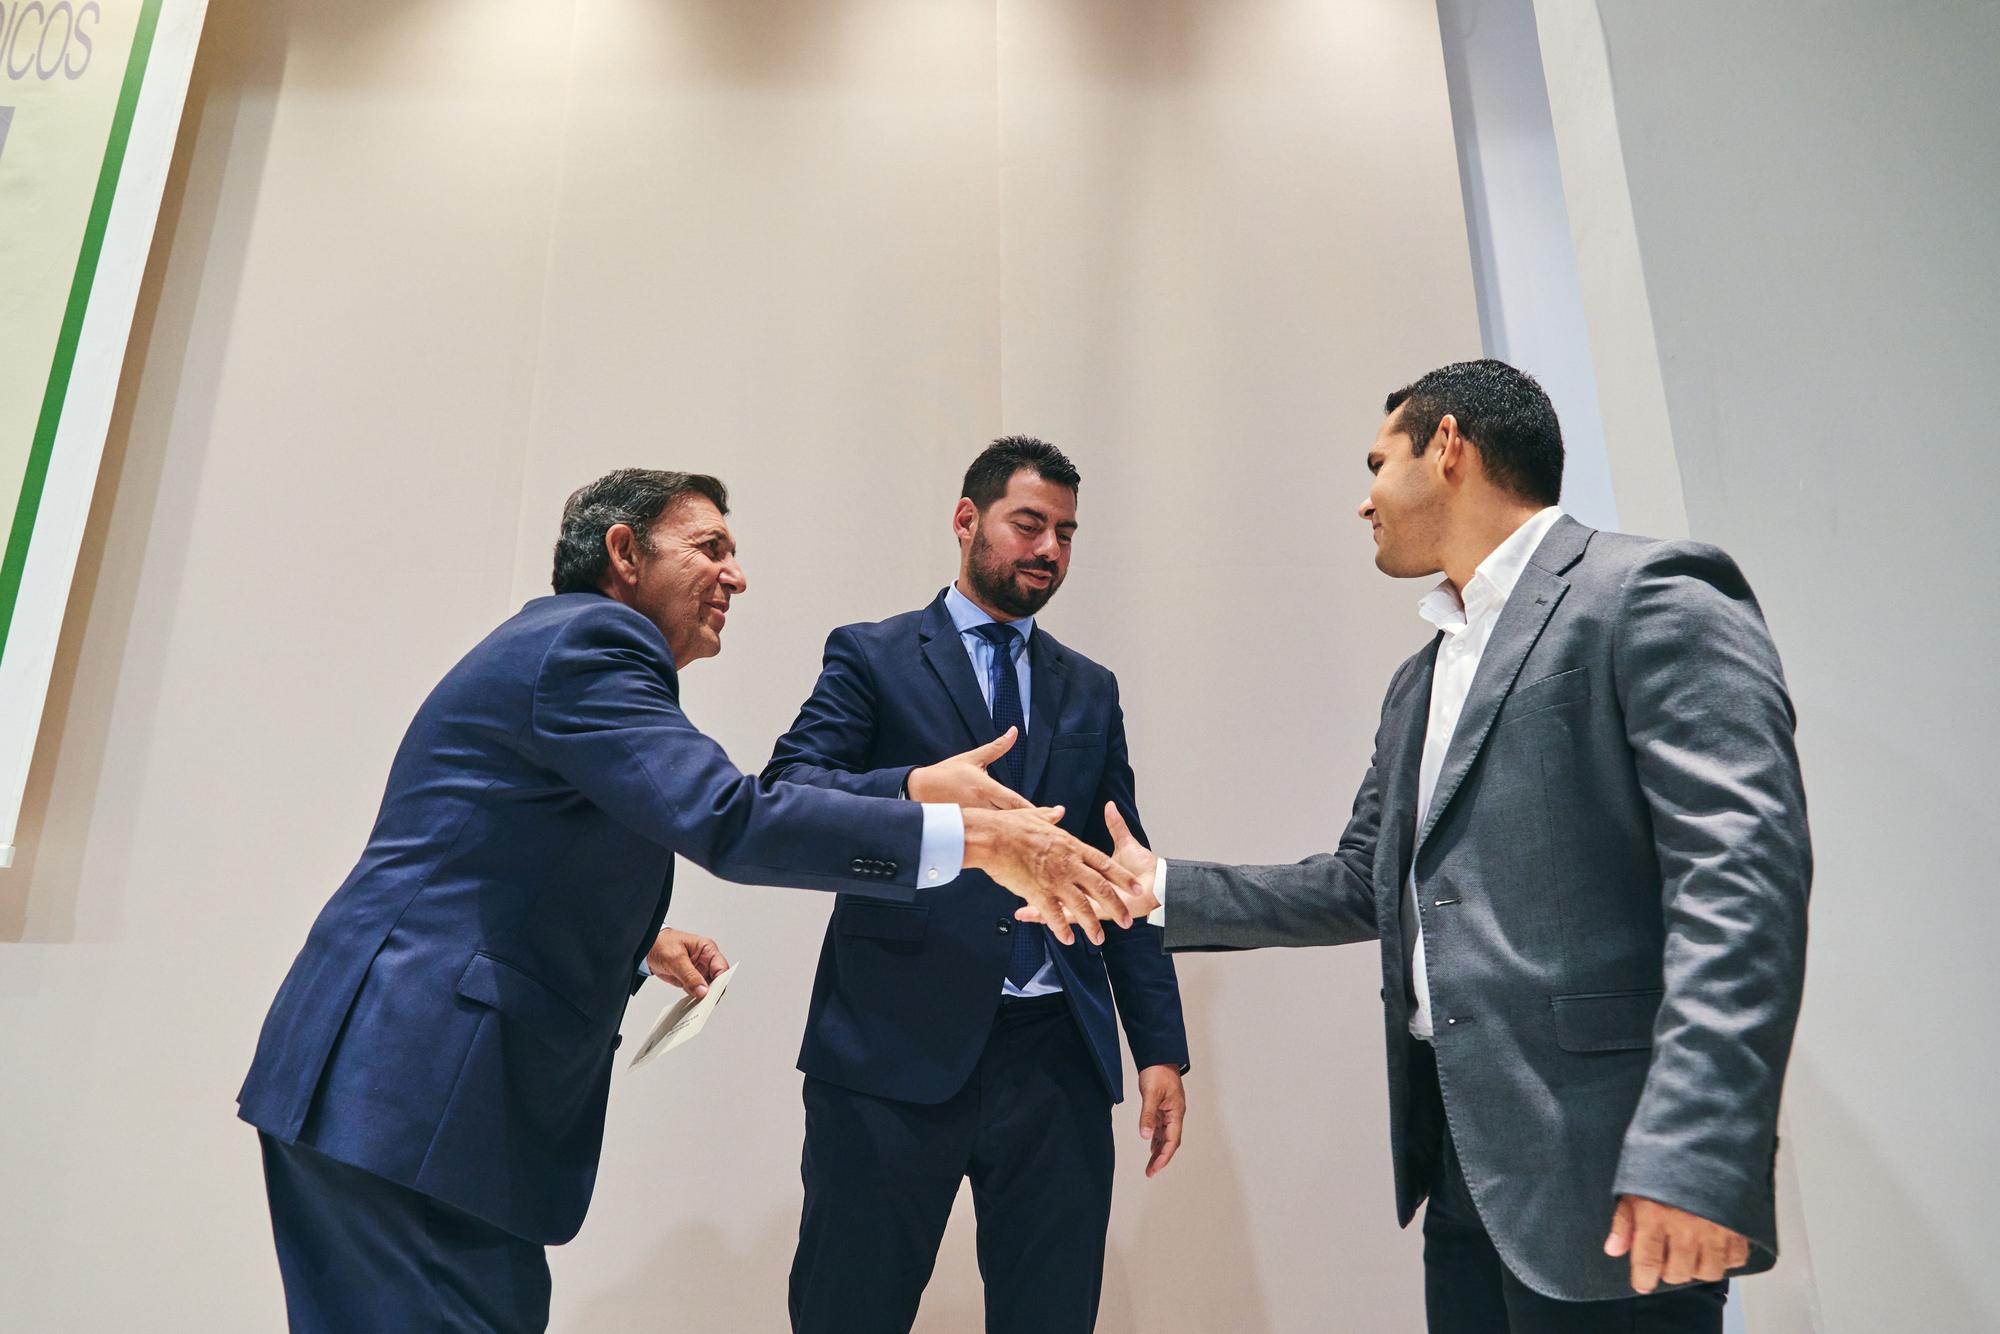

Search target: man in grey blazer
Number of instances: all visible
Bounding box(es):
[1038,361,1810,1331]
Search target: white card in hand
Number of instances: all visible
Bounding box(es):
[628,962,739,1069]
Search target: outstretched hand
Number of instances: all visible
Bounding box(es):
[907,728,1035,810]
[961,805,1142,946]
[1015,802,1160,924]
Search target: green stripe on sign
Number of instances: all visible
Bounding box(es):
[0,0,168,665]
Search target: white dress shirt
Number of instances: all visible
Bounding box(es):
[1404,505,1564,1038]
[1147,507,1567,1042]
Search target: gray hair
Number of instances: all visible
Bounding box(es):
[550,469,729,594]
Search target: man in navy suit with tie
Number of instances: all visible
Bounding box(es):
[237,468,1146,1332]
[769,438,1190,1334]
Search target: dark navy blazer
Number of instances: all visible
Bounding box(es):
[765,591,1189,1105]
[238,593,926,1245]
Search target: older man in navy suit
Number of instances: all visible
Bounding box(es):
[237,469,1145,1333]
[769,438,1190,1334]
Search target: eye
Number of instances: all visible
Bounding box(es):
[1014,522,1036,536]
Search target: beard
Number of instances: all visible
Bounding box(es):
[967,528,1064,617]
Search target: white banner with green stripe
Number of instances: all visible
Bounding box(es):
[0,0,208,866]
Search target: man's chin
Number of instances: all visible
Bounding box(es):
[1008,577,1059,614]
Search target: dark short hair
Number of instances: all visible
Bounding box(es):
[1384,359,1564,506]
[961,435,1081,511]
[550,469,729,594]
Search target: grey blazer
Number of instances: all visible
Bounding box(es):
[1163,516,1810,1302]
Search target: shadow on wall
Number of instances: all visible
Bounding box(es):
[2,0,287,944]
[560,1206,801,1332]
[1785,1036,1985,1327]
[1097,967,1275,1333]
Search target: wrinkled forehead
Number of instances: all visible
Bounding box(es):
[652,495,736,551]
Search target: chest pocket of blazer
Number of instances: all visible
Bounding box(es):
[1496,666,1590,728]
[1550,987,1662,1052]
[1049,732,1105,753]
[839,900,929,946]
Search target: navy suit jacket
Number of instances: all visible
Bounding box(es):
[764,590,1188,1105]
[238,593,926,1245]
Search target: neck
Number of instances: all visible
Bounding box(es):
[1439,502,1546,593]
[953,575,1021,624]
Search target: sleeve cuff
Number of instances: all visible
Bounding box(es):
[1146,858,1169,927]
[918,802,964,888]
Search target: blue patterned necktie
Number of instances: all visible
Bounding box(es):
[971,621,1044,988]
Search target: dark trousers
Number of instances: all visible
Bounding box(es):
[259,1133,550,1334]
[1409,1041,1727,1334]
[789,994,1116,1334]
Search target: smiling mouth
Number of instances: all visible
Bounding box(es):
[1017,568,1054,585]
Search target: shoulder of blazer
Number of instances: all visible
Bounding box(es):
[533,594,680,690]
[840,603,931,653]
[1557,524,1741,597]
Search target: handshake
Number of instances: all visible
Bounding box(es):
[909,728,1162,944]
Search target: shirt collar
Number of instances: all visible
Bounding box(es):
[944,582,1035,645]
[1417,506,1565,633]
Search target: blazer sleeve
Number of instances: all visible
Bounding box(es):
[1089,681,1191,1074]
[1158,665,1401,953]
[1608,542,1811,1251]
[527,604,925,897]
[762,625,914,799]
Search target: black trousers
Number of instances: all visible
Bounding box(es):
[788,994,1116,1334]
[1409,1041,1728,1334]
[260,1133,550,1334]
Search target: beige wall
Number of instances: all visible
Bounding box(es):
[1539,4,2000,1331]
[0,2,1478,1329]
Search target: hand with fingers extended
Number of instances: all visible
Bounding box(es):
[1014,801,1160,923]
[646,928,730,1000]
[1604,1194,1750,1293]
[907,728,1034,810]
[961,805,1144,946]
[1136,1064,1186,1178]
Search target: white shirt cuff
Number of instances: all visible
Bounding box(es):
[1146,858,1168,927]
[918,802,963,887]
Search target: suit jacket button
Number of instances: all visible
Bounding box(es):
[882,862,898,875]
[996,920,1013,935]
[850,859,866,872]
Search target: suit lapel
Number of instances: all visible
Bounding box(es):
[1413,517,1592,856]
[1376,639,1438,892]
[1022,631,1070,798]
[919,594,996,748]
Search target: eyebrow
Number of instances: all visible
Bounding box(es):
[690,528,736,551]
[1007,507,1078,531]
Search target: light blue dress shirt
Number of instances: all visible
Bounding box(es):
[942,584,1062,998]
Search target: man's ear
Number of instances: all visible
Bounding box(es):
[1433,414,1467,482]
[952,497,979,545]
[602,523,641,587]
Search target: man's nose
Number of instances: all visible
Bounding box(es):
[1358,497,1376,521]
[1033,529,1062,559]
[723,559,748,594]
